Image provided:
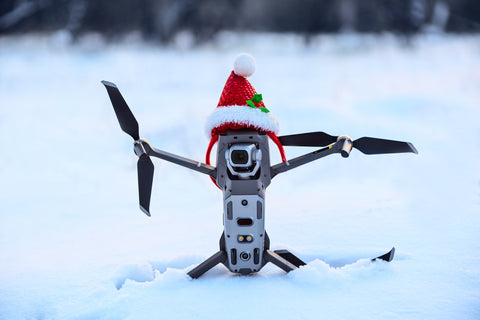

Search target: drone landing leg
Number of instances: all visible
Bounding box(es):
[263,249,298,273]
[187,250,227,279]
[273,249,307,268]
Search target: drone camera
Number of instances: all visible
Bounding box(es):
[231,149,249,165]
[228,144,257,167]
[225,143,262,178]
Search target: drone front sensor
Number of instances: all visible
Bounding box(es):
[102,54,417,278]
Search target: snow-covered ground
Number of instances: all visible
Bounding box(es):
[0,32,479,319]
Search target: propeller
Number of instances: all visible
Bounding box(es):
[278,131,337,147]
[278,131,418,156]
[137,153,154,216]
[102,80,154,216]
[353,137,418,155]
[102,81,139,140]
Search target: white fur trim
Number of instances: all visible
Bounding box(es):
[205,105,279,137]
[234,54,256,77]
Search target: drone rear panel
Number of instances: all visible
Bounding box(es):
[223,195,265,272]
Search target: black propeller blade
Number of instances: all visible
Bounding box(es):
[278,131,337,147]
[353,137,418,155]
[278,131,417,155]
[102,80,155,216]
[102,80,140,141]
[138,153,154,216]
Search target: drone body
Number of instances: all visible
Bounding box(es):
[216,130,271,274]
[103,54,417,278]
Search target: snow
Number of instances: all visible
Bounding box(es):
[0,32,479,319]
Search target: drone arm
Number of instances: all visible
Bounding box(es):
[270,137,352,178]
[136,139,217,179]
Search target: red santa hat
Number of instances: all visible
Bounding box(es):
[205,54,280,137]
[205,54,287,177]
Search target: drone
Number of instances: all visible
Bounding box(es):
[102,54,417,278]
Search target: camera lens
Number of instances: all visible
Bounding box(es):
[231,150,249,165]
[240,251,250,261]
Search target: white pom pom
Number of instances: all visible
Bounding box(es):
[233,53,256,77]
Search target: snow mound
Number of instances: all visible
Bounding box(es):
[112,255,204,289]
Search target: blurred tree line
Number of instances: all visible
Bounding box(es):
[0,0,479,43]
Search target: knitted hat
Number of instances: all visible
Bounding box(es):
[205,54,287,182]
[205,54,280,137]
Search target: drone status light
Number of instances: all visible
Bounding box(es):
[237,234,254,243]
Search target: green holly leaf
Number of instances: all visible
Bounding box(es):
[252,94,263,103]
[259,107,270,113]
[246,100,256,108]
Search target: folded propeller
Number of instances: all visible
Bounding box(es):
[278,131,418,157]
[102,81,154,216]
